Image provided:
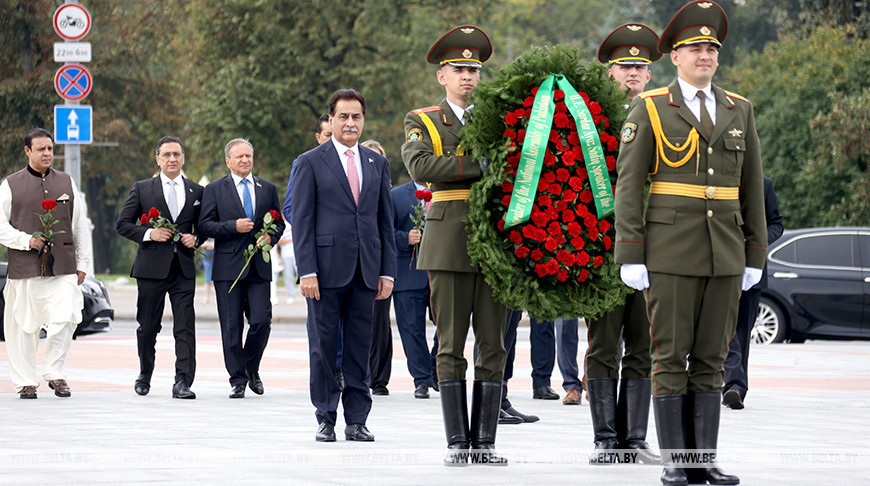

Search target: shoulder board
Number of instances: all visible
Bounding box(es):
[639,87,669,99]
[724,90,749,103]
[411,106,440,114]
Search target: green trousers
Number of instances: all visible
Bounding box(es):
[585,290,651,380]
[429,270,507,381]
[646,273,741,396]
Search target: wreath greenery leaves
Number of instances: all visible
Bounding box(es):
[464,45,632,321]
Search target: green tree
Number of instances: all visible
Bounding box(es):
[718,24,870,228]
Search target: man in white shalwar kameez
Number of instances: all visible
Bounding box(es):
[0,128,91,399]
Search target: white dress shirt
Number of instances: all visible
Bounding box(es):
[143,173,186,242]
[230,172,257,216]
[445,98,472,125]
[677,76,716,127]
[331,137,363,189]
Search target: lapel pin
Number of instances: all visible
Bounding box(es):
[368,158,373,164]
[256,182,262,188]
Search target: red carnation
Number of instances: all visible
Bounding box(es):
[544,237,559,252]
[606,155,616,171]
[415,190,433,202]
[562,150,576,167]
[505,112,518,126]
[501,195,512,207]
[531,87,539,95]
[517,129,526,143]
[579,190,593,203]
[501,181,514,193]
[599,220,611,233]
[547,221,562,236]
[269,209,281,221]
[568,176,585,192]
[536,195,552,207]
[571,237,585,251]
[562,210,576,223]
[542,171,556,184]
[140,214,150,225]
[577,269,590,282]
[543,152,557,166]
[503,129,517,140]
[563,189,577,202]
[588,101,602,115]
[41,199,57,211]
[148,207,161,219]
[554,89,565,100]
[497,219,506,231]
[530,248,544,261]
[548,184,562,196]
[514,246,530,258]
[531,210,550,228]
[588,226,600,240]
[567,222,583,237]
[567,130,580,146]
[524,96,535,108]
[508,230,523,244]
[555,200,568,211]
[554,102,568,114]
[555,168,570,182]
[554,112,571,128]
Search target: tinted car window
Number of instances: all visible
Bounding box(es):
[859,234,870,268]
[778,234,856,268]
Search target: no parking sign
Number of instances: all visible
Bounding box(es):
[54,63,92,102]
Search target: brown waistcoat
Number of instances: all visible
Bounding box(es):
[6,168,77,279]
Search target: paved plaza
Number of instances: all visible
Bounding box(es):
[1,282,869,485]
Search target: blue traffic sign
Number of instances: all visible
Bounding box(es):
[54,105,93,144]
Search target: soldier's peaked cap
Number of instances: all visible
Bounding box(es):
[598,23,662,65]
[658,0,728,53]
[427,25,492,68]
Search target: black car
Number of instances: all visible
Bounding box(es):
[753,227,870,344]
[0,262,114,341]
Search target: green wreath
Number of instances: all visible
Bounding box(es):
[464,45,632,321]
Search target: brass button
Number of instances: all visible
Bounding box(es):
[708,168,715,175]
[707,147,713,155]
[705,186,717,199]
[707,210,713,218]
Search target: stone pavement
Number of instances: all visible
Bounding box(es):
[1,281,869,484]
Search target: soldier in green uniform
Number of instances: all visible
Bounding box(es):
[584,23,662,466]
[614,2,766,484]
[401,25,508,467]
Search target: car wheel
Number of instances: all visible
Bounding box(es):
[752,297,787,345]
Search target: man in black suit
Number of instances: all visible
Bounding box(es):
[723,176,782,409]
[116,136,203,399]
[198,138,284,399]
[292,89,397,442]
[391,180,438,399]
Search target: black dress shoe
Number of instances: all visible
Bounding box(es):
[172,381,196,399]
[229,384,246,398]
[722,389,744,410]
[248,371,264,395]
[498,409,523,424]
[414,384,429,399]
[134,377,150,396]
[504,406,540,423]
[345,423,375,441]
[315,422,336,442]
[533,386,560,400]
[372,384,389,396]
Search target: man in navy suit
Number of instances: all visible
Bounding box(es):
[198,138,284,399]
[116,136,203,399]
[391,180,438,399]
[292,89,397,442]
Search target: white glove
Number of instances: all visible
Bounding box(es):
[620,264,650,291]
[742,267,763,291]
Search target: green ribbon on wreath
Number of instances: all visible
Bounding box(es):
[504,74,614,228]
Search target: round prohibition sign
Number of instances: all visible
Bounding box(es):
[55,64,93,102]
[53,3,92,41]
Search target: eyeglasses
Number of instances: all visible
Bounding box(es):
[159,152,183,159]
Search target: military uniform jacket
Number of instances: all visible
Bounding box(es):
[614,79,767,276]
[401,99,482,273]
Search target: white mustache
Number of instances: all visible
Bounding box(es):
[343,128,358,133]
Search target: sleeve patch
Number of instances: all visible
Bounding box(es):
[621,123,637,143]
[407,128,423,142]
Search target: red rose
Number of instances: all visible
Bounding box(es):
[503,129,517,139]
[148,207,161,219]
[514,246,530,258]
[556,269,569,281]
[593,256,604,267]
[599,220,611,233]
[576,251,590,266]
[505,112,518,126]
[530,248,544,261]
[571,237,585,250]
[269,209,281,221]
[577,269,590,282]
[567,222,583,237]
[557,250,575,266]
[41,199,57,211]
[497,219,506,231]
[140,214,150,224]
[603,235,612,250]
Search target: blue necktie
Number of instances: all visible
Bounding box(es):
[242,179,254,220]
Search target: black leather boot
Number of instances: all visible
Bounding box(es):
[440,380,470,467]
[691,391,740,485]
[470,380,508,466]
[617,378,660,464]
[653,394,689,485]
[587,378,619,464]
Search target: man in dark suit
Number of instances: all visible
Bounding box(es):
[391,180,438,399]
[723,176,782,409]
[116,136,203,399]
[292,89,397,443]
[198,138,284,399]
